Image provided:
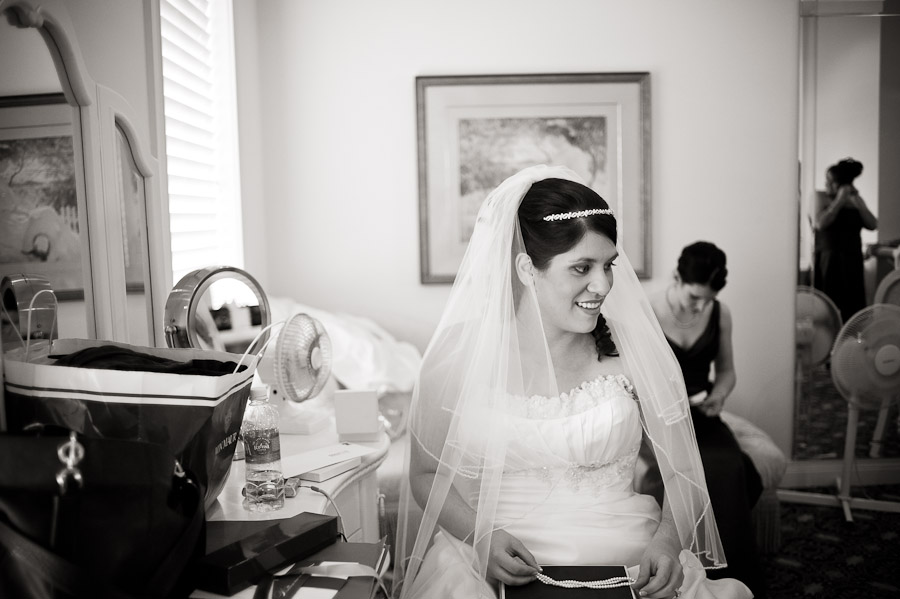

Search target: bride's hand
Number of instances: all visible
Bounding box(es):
[632,532,684,598]
[488,529,541,586]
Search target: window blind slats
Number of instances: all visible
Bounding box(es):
[161,42,212,82]
[161,60,212,95]
[162,74,213,109]
[167,180,218,198]
[161,0,242,285]
[163,100,215,131]
[167,197,218,214]
[161,0,209,39]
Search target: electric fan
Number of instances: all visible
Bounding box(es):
[257,312,335,434]
[795,286,842,368]
[781,303,900,522]
[874,270,900,307]
[794,287,842,415]
[869,271,900,456]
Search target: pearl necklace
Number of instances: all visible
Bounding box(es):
[666,287,701,329]
[535,572,635,589]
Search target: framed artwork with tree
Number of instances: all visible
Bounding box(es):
[416,73,651,283]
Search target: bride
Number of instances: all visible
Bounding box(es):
[392,165,752,599]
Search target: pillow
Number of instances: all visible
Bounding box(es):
[268,296,422,392]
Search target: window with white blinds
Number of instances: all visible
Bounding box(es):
[160,0,243,289]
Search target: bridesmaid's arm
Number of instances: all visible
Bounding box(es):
[847,190,878,230]
[699,302,735,417]
[814,189,846,230]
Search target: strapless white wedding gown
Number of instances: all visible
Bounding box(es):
[402,375,753,599]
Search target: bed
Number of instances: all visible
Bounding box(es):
[262,297,786,557]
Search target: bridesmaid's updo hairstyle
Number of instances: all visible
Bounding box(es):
[677,241,728,292]
[828,158,864,186]
[517,178,618,359]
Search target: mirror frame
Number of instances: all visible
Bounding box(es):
[0,0,171,345]
[164,266,271,353]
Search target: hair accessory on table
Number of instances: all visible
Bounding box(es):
[543,208,615,222]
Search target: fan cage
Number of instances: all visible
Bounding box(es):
[273,313,333,403]
[795,286,842,367]
[873,270,900,307]
[830,304,900,409]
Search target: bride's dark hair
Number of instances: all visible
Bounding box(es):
[517,178,618,359]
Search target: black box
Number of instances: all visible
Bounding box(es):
[291,541,389,599]
[500,565,635,598]
[194,512,339,596]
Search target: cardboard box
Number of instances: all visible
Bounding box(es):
[194,512,338,596]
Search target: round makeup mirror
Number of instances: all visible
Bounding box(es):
[164,266,270,353]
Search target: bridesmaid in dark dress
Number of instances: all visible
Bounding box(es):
[813,158,878,323]
[649,241,767,599]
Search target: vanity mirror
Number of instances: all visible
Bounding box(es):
[164,266,271,354]
[794,0,900,469]
[0,0,170,346]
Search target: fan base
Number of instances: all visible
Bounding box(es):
[778,488,900,522]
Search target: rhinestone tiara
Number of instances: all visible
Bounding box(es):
[542,208,615,222]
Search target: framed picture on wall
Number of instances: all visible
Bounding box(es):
[0,94,86,300]
[416,72,651,284]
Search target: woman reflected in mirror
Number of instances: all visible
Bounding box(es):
[813,158,878,322]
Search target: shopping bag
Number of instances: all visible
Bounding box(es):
[2,338,257,509]
[0,429,205,599]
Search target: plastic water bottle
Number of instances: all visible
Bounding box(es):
[241,386,285,512]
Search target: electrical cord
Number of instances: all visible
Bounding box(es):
[305,485,347,542]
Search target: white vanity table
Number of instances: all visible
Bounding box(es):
[206,426,390,543]
[192,427,390,598]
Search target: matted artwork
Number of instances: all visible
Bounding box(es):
[0,95,84,299]
[416,73,651,284]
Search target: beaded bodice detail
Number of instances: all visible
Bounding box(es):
[509,374,635,419]
[501,374,642,495]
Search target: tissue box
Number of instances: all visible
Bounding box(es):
[334,390,383,443]
[194,512,338,596]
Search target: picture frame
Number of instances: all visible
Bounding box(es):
[416,73,651,284]
[0,94,86,300]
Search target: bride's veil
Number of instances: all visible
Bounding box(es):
[392,165,725,598]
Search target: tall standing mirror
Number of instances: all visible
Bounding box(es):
[794,0,900,471]
[0,0,169,346]
[0,14,90,339]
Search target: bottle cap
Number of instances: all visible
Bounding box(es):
[249,386,268,402]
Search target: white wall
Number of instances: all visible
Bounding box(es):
[233,0,270,292]
[235,0,800,452]
[812,17,881,265]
